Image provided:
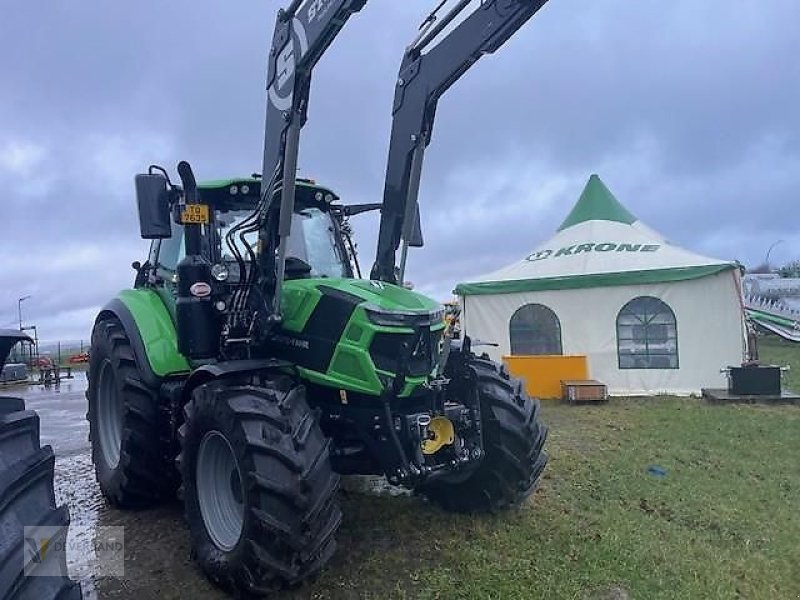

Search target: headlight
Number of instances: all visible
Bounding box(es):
[364,304,445,327]
[211,263,229,282]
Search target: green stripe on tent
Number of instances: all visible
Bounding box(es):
[455,264,735,296]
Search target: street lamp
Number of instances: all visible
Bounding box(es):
[765,240,784,271]
[18,295,31,330]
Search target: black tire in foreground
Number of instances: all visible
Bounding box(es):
[178,377,341,597]
[420,355,548,513]
[0,398,82,599]
[86,318,176,508]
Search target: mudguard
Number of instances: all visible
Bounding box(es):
[96,289,190,387]
[182,358,292,402]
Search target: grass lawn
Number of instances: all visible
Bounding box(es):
[758,335,800,392]
[278,337,800,599]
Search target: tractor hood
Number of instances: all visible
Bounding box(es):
[343,280,445,327]
[277,279,445,396]
[344,280,442,313]
[282,278,445,332]
[0,329,31,370]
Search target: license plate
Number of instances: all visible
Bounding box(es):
[181,204,210,224]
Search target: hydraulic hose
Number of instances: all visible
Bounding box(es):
[382,394,411,481]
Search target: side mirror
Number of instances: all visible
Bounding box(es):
[135,174,172,239]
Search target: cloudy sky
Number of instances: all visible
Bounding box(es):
[1,0,798,342]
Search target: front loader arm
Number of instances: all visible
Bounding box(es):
[257,0,367,322]
[261,0,368,184]
[370,0,549,284]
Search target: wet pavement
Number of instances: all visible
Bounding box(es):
[14,373,402,599]
[16,372,90,458]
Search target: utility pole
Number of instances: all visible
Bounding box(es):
[765,240,784,271]
[18,295,31,330]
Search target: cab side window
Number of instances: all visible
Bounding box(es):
[156,225,185,275]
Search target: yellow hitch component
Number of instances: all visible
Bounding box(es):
[421,417,455,455]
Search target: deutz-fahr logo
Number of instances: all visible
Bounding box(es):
[268,18,309,112]
[526,242,660,262]
[271,334,310,350]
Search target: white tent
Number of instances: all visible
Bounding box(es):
[456,174,746,396]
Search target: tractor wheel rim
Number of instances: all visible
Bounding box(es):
[196,430,245,552]
[96,358,123,470]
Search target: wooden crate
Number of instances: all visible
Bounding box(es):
[561,379,608,404]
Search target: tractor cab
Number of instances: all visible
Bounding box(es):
[201,177,352,280]
[137,176,354,290]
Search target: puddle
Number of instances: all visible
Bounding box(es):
[15,372,90,456]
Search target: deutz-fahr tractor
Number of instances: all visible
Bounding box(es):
[87,0,549,595]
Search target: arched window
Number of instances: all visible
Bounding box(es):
[509,304,562,355]
[617,296,678,369]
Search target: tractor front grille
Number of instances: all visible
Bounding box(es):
[369,328,443,377]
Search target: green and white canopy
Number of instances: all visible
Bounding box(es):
[456,175,746,396]
[456,174,735,296]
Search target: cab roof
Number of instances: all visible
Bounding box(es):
[198,177,338,201]
[197,177,340,212]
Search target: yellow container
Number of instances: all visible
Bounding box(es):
[502,355,588,400]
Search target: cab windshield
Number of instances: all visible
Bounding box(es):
[216,206,349,279]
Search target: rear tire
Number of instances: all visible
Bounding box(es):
[179,377,341,597]
[419,356,548,513]
[87,318,176,508]
[0,398,82,599]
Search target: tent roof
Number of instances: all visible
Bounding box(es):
[457,175,736,296]
[557,174,636,231]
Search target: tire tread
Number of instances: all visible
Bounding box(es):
[179,377,340,596]
[87,318,176,508]
[0,396,81,599]
[420,356,548,513]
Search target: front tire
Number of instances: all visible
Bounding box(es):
[0,399,82,598]
[420,356,548,513]
[178,377,341,597]
[87,318,176,508]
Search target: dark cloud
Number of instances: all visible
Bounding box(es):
[1,0,798,338]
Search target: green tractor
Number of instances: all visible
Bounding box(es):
[86,0,549,595]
